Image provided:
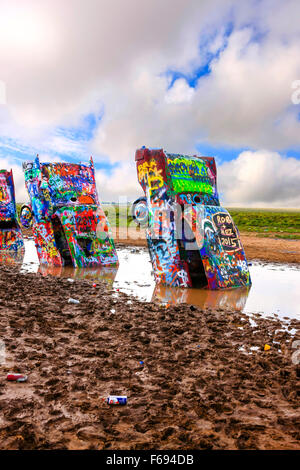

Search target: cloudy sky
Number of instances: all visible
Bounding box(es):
[0,0,300,207]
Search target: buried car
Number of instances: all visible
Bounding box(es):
[0,169,24,253]
[21,156,118,267]
[133,147,251,290]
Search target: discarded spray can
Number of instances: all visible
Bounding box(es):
[106,395,127,405]
[7,373,28,382]
[68,298,80,304]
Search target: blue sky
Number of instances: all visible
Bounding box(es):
[0,110,119,172]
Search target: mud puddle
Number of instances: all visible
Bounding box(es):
[6,240,300,322]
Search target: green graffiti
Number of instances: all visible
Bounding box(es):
[167,156,213,194]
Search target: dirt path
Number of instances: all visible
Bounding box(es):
[0,265,299,450]
[112,227,300,265]
[240,233,300,265]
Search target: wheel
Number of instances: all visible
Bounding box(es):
[20,204,33,228]
[131,197,148,227]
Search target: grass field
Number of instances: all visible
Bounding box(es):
[228,209,300,239]
[17,203,300,239]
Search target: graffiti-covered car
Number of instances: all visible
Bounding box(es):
[133,147,251,290]
[21,156,118,268]
[0,169,24,253]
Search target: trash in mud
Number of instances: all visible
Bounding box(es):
[68,298,80,304]
[6,373,28,382]
[264,344,271,351]
[105,396,127,405]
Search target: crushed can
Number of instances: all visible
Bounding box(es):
[7,373,28,382]
[106,395,127,405]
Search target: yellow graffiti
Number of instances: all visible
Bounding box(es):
[48,244,59,258]
[0,186,9,202]
[42,188,52,202]
[138,160,164,192]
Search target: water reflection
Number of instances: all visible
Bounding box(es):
[153,284,250,311]
[15,241,300,320]
[105,248,300,320]
[38,264,118,285]
[0,249,24,266]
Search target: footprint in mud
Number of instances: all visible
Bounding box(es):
[45,379,60,387]
[236,431,258,450]
[44,392,64,402]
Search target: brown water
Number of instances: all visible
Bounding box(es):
[17,240,300,323]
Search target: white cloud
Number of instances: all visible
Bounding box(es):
[95,163,140,203]
[193,28,300,149]
[165,79,195,104]
[0,0,300,206]
[0,158,27,202]
[0,80,6,105]
[219,150,300,208]
[0,0,230,127]
[93,25,300,169]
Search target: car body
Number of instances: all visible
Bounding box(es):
[21,156,118,268]
[0,169,24,253]
[133,147,251,290]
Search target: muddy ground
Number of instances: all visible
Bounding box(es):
[113,227,300,265]
[0,262,299,450]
